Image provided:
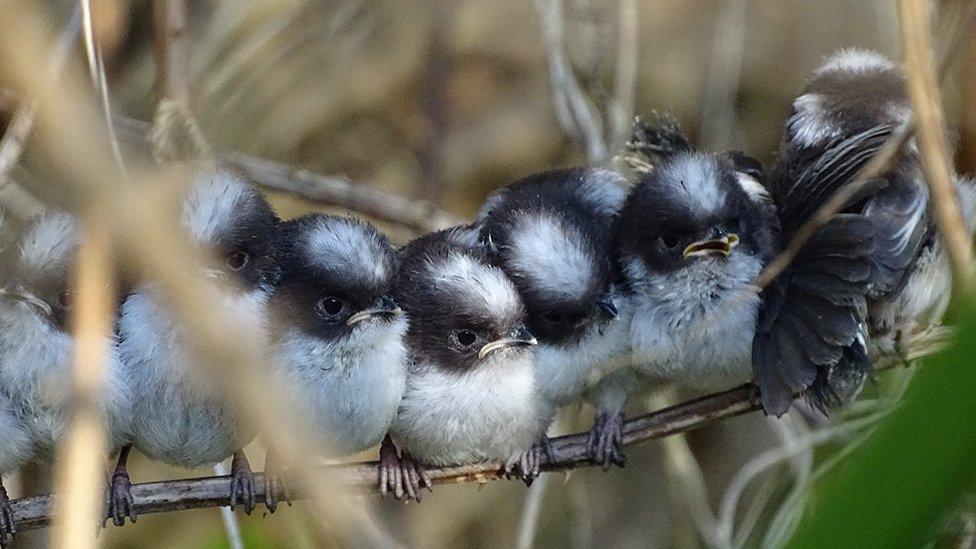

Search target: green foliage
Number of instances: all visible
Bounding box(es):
[787,299,976,548]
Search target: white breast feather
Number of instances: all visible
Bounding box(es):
[625,252,763,390]
[391,351,546,466]
[118,285,267,467]
[272,316,408,456]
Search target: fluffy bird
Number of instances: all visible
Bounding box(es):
[268,214,407,511]
[592,115,782,460]
[383,228,544,501]
[756,49,976,412]
[114,170,280,523]
[473,168,632,473]
[0,212,132,540]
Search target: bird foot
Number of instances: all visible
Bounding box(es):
[506,437,553,486]
[107,469,136,526]
[263,454,291,514]
[0,484,15,546]
[399,452,432,503]
[229,452,256,515]
[378,435,404,500]
[587,411,626,470]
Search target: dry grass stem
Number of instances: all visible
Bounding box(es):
[898,0,975,292]
[49,217,115,549]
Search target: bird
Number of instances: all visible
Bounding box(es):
[267,213,407,511]
[594,112,782,461]
[113,169,281,523]
[382,227,544,501]
[0,211,133,541]
[755,49,976,413]
[472,168,633,474]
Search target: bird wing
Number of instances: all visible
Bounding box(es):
[753,214,874,415]
[862,168,931,298]
[779,124,896,229]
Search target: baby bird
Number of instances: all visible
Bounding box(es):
[757,50,976,374]
[0,212,132,540]
[474,168,632,474]
[268,214,407,511]
[383,228,543,501]
[114,169,280,523]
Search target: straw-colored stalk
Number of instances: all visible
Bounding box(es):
[49,217,114,549]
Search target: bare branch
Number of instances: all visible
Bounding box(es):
[898,0,975,292]
[113,117,463,233]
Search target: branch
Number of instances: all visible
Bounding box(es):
[4,327,949,533]
[114,117,463,234]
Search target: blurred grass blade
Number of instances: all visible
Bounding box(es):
[787,298,976,547]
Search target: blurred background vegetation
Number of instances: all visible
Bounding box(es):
[1,0,975,547]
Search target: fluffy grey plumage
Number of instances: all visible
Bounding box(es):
[0,211,133,539]
[270,214,407,462]
[116,169,280,520]
[473,168,633,473]
[386,228,545,499]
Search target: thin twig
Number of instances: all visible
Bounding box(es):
[898,0,975,292]
[79,0,129,179]
[152,0,191,107]
[113,116,462,233]
[753,2,976,289]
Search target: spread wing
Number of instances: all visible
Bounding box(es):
[753,214,874,415]
[754,119,936,414]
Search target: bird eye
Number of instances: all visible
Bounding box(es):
[316,297,345,319]
[727,217,741,233]
[544,312,563,324]
[454,329,477,347]
[57,290,72,309]
[226,251,250,271]
[658,231,681,249]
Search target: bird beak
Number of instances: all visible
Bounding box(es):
[0,282,53,317]
[682,233,739,258]
[478,324,538,359]
[597,296,618,320]
[203,268,228,281]
[346,295,403,326]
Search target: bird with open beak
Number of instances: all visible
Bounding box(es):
[267,214,407,511]
[113,169,280,523]
[587,113,781,461]
[0,211,133,541]
[473,168,633,477]
[381,227,545,501]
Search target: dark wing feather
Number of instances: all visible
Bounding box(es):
[753,214,874,416]
[862,168,931,297]
[780,125,895,229]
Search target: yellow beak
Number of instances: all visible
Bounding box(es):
[682,234,740,258]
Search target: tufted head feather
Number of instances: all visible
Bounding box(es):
[272,214,399,341]
[787,49,908,149]
[616,152,778,278]
[396,228,530,371]
[181,169,280,290]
